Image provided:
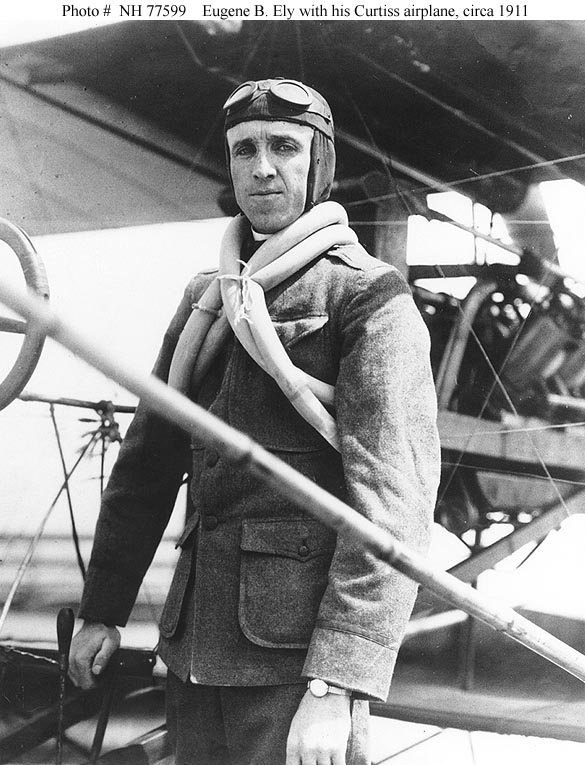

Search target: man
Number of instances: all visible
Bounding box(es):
[69,78,440,764]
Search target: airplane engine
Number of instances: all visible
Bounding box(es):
[423,254,585,423]
[413,252,585,539]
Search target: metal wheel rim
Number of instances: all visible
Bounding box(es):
[0,218,49,410]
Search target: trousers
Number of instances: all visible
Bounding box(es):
[166,672,370,764]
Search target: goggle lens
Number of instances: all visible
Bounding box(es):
[270,80,312,108]
[222,81,258,111]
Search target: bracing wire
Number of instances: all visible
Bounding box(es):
[344,150,585,211]
[447,420,585,438]
[173,21,206,70]
[0,430,100,636]
[172,22,229,182]
[514,535,548,570]
[371,729,445,763]
[440,462,585,491]
[467,730,478,765]
[238,21,273,81]
[49,404,87,581]
[294,21,306,83]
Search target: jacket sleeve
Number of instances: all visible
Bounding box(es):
[302,264,441,700]
[78,280,199,627]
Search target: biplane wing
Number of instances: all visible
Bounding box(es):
[2,20,585,236]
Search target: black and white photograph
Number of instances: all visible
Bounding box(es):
[1,11,585,764]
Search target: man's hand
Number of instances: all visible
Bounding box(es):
[286,689,351,765]
[68,621,120,689]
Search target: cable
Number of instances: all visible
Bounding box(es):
[0,431,99,636]
[372,729,444,763]
[344,150,585,210]
[49,404,87,581]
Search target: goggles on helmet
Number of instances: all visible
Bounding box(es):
[223,78,334,141]
[223,79,313,113]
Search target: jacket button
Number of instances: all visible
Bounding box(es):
[298,544,310,557]
[202,515,219,531]
[206,450,219,468]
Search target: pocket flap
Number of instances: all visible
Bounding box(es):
[273,315,328,348]
[240,519,333,561]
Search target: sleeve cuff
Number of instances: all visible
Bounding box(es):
[78,565,141,627]
[302,624,398,701]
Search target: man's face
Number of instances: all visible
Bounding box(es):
[226,120,313,234]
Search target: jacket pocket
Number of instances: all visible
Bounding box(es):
[273,314,328,349]
[159,512,200,638]
[238,518,335,649]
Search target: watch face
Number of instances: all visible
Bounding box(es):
[309,679,328,697]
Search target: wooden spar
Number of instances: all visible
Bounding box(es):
[3,280,585,684]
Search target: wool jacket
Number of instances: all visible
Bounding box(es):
[79,237,440,702]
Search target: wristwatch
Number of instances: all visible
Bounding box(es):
[307,678,351,697]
